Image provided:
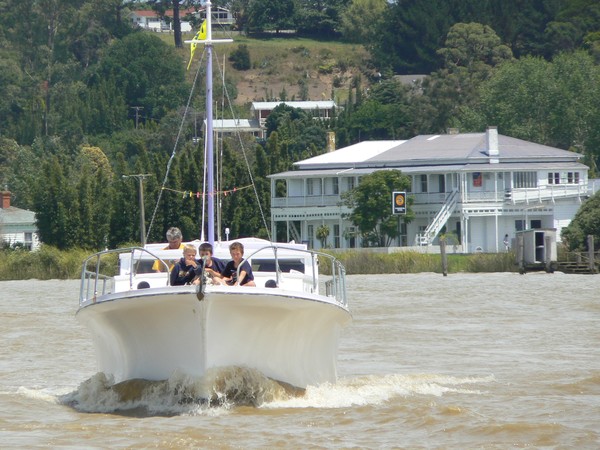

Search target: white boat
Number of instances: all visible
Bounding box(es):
[76,2,351,391]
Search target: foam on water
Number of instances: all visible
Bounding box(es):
[265,373,495,409]
[43,366,304,416]
[17,369,495,416]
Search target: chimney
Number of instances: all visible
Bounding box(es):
[487,126,499,164]
[0,191,11,209]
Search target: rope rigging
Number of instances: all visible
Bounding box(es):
[145,39,272,243]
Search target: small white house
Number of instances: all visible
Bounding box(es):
[269,127,589,253]
[252,101,337,128]
[0,191,40,250]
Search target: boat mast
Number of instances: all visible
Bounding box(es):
[206,1,215,245]
[195,1,231,246]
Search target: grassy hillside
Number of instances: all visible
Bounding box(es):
[162,31,372,107]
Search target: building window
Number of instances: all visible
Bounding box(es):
[333,224,340,248]
[472,172,482,187]
[438,175,445,193]
[346,226,356,248]
[515,220,526,231]
[24,232,33,250]
[566,172,579,184]
[332,178,339,195]
[346,177,355,191]
[307,225,314,249]
[514,172,537,188]
[420,174,428,192]
[548,172,560,185]
[531,220,542,229]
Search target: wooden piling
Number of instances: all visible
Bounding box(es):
[544,235,554,273]
[440,239,448,276]
[588,235,596,273]
[517,233,525,274]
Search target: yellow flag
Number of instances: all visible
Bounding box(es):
[187,20,207,70]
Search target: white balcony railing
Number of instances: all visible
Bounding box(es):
[271,195,342,208]
[271,185,588,209]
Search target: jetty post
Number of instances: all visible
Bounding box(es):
[440,238,448,276]
[588,235,596,273]
[545,235,553,273]
[517,233,525,274]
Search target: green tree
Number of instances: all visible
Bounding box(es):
[415,22,513,134]
[247,0,296,33]
[316,224,330,248]
[341,170,413,247]
[34,155,79,249]
[561,191,600,251]
[474,51,600,169]
[340,0,386,44]
[295,0,348,36]
[229,44,251,70]
[93,32,189,123]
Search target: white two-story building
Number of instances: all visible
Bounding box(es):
[269,127,589,253]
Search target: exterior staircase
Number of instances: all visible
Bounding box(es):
[289,221,302,243]
[417,189,459,246]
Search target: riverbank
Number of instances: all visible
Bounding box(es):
[0,246,517,280]
[0,246,117,280]
[320,250,516,275]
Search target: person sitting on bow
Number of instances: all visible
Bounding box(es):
[192,242,225,285]
[152,226,184,272]
[214,241,255,287]
[170,244,200,286]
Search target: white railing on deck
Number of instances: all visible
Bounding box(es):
[242,245,348,308]
[80,245,348,309]
[79,247,169,307]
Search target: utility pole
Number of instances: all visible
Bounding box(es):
[123,174,152,246]
[130,106,144,129]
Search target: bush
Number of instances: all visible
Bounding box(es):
[229,44,251,70]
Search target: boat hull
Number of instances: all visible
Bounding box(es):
[76,286,351,389]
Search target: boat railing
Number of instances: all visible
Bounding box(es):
[79,247,170,306]
[242,245,348,307]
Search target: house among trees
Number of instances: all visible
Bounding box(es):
[269,127,589,253]
[129,6,233,33]
[204,119,264,140]
[0,191,39,250]
[252,101,337,128]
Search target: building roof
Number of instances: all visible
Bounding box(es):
[286,132,583,173]
[0,206,36,226]
[251,101,336,111]
[296,141,405,166]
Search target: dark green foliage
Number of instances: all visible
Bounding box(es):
[229,44,251,70]
[92,32,189,123]
[342,170,413,247]
[561,191,600,251]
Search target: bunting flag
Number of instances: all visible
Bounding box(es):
[162,184,252,199]
[187,20,207,71]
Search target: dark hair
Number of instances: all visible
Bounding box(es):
[199,242,213,254]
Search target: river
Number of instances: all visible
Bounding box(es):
[1,273,599,448]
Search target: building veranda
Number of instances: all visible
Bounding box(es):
[269,127,589,253]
